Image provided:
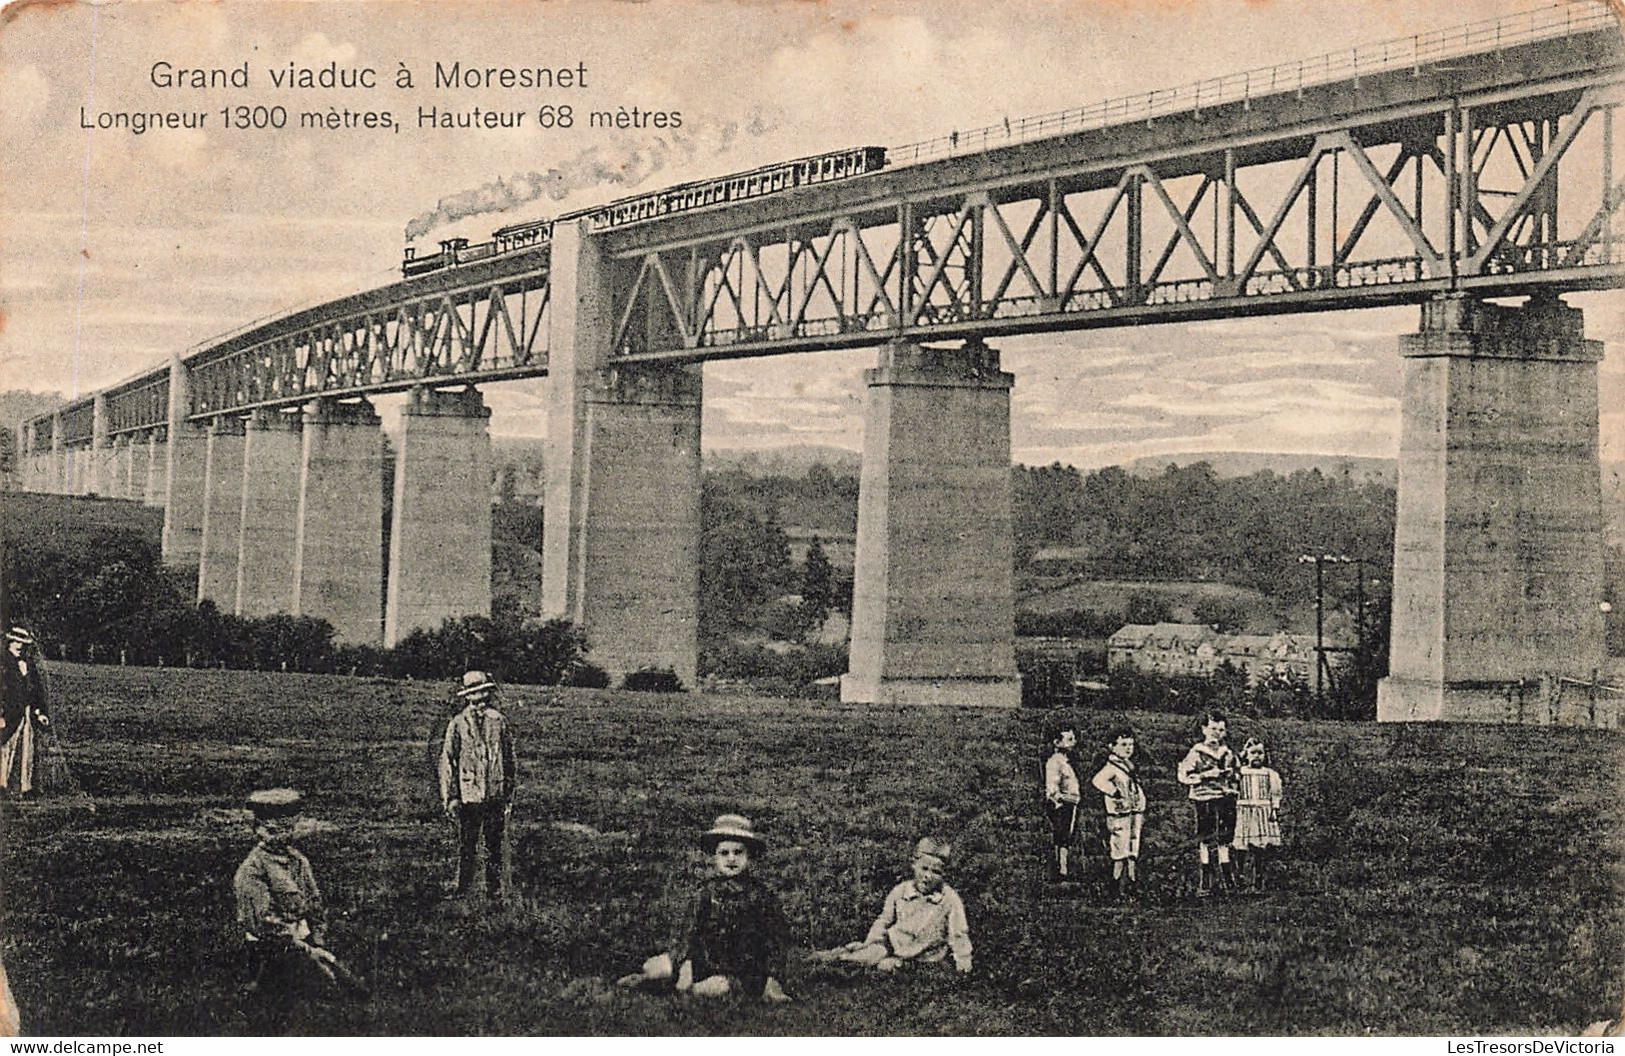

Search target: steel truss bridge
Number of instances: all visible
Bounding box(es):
[27,2,1625,450]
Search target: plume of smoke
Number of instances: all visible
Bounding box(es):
[403,110,776,242]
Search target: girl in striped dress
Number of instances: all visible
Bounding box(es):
[1232,738,1283,892]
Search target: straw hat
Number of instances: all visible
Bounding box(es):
[246,788,304,820]
[700,813,766,854]
[5,627,35,646]
[457,670,497,698]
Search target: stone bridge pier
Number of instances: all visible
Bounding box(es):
[143,429,167,507]
[1378,293,1607,724]
[544,219,702,686]
[198,415,247,606]
[162,356,208,565]
[385,386,493,647]
[841,340,1021,707]
[48,413,63,493]
[293,398,384,645]
[235,409,304,618]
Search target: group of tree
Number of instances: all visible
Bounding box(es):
[1016,654,1378,721]
[1,522,610,685]
[700,467,853,645]
[1015,461,1398,607]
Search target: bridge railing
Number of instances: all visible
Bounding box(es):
[890,1,1617,165]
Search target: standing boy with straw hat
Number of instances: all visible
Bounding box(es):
[439,670,518,899]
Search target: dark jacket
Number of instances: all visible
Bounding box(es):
[1,651,49,739]
[672,873,789,997]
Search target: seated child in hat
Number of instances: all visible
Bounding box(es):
[233,789,367,1004]
[811,836,972,973]
[618,813,791,1003]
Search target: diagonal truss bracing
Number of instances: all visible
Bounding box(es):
[187,267,551,418]
[28,22,1622,437]
[610,52,1624,362]
[104,376,171,437]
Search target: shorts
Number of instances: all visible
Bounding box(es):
[1193,796,1237,846]
[1105,812,1144,860]
[1047,801,1077,846]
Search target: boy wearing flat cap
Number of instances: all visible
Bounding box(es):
[439,670,517,899]
[811,836,973,973]
[619,813,791,1003]
[234,789,366,1015]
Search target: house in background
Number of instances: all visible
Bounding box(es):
[1108,622,1338,685]
[784,527,855,571]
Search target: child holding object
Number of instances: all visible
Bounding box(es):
[618,813,792,1003]
[1176,712,1241,897]
[1232,738,1284,892]
[810,836,972,974]
[233,788,369,1017]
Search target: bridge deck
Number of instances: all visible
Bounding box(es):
[26,10,1625,434]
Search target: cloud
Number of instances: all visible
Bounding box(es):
[0,64,50,140]
[288,31,359,68]
[1114,377,1393,419]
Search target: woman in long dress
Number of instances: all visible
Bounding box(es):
[1,626,52,796]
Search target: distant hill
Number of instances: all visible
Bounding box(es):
[1121,451,1397,483]
[494,440,866,478]
[0,492,163,552]
[705,444,861,475]
[499,440,1622,542]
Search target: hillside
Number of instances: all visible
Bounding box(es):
[0,492,163,552]
[705,445,862,475]
[2,664,1620,1035]
[1019,576,1293,632]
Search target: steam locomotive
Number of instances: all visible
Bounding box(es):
[401,145,888,278]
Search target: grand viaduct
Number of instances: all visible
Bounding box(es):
[18,5,1624,722]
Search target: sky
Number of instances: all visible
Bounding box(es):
[0,0,1620,469]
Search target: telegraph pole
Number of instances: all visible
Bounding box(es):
[1299,553,1355,711]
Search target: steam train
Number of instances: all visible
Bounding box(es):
[401,145,888,279]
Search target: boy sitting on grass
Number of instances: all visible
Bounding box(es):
[810,836,972,974]
[233,789,368,1014]
[618,813,792,1003]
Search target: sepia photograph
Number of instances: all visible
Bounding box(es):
[0,0,1622,1038]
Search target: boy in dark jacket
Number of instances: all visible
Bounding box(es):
[619,813,791,1003]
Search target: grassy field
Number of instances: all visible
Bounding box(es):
[1,493,162,551]
[2,663,1621,1036]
